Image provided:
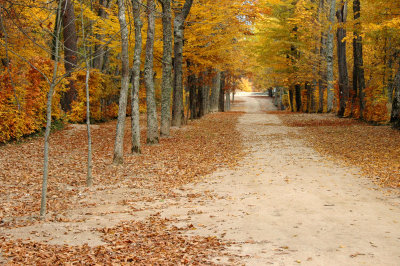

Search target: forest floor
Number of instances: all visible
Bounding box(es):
[1,95,400,265]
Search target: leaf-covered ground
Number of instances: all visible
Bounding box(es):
[1,214,228,265]
[276,112,400,189]
[0,112,244,264]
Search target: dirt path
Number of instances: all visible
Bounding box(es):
[2,95,400,265]
[160,95,400,265]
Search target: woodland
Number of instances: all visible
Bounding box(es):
[1,0,400,264]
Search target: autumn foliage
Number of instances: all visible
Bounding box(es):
[0,59,65,142]
[249,0,400,126]
[68,69,119,123]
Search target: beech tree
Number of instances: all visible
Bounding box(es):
[219,72,225,112]
[352,0,365,117]
[144,0,158,144]
[93,0,112,72]
[60,0,78,111]
[130,0,143,153]
[79,0,93,186]
[171,0,193,127]
[210,70,221,112]
[317,0,327,113]
[391,63,400,128]
[336,0,349,117]
[326,0,336,112]
[159,0,173,137]
[40,1,63,218]
[200,70,210,116]
[113,0,130,164]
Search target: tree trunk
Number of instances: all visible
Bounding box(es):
[219,72,225,112]
[318,0,327,113]
[311,82,317,112]
[50,4,61,62]
[306,82,311,113]
[201,70,209,115]
[84,62,93,186]
[159,0,173,137]
[93,0,112,71]
[289,87,294,112]
[144,0,158,144]
[336,0,349,117]
[326,0,336,112]
[130,0,142,153]
[225,88,231,111]
[171,0,193,127]
[210,70,221,112]
[390,61,400,128]
[196,78,201,117]
[188,66,197,119]
[113,0,130,164]
[280,88,285,110]
[387,50,395,104]
[197,71,205,117]
[353,0,365,118]
[295,84,301,111]
[79,1,93,187]
[171,28,183,126]
[60,0,78,112]
[40,2,63,218]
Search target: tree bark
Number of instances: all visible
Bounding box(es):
[390,61,400,128]
[279,88,285,110]
[188,65,197,119]
[219,72,225,112]
[60,0,78,112]
[387,50,395,104]
[80,1,93,186]
[295,84,302,111]
[130,0,142,153]
[289,87,294,112]
[225,87,231,111]
[201,70,209,115]
[171,0,193,127]
[353,0,365,118]
[336,0,349,117]
[210,70,221,112]
[40,1,63,218]
[84,61,93,186]
[93,0,112,71]
[196,79,201,117]
[197,71,204,117]
[326,0,336,112]
[306,82,312,113]
[318,0,327,113]
[113,0,130,164]
[159,0,173,137]
[144,0,159,144]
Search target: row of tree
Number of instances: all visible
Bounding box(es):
[0,0,254,217]
[249,0,400,127]
[0,0,256,142]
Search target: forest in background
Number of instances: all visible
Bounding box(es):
[1,0,400,218]
[250,0,400,126]
[0,0,257,144]
[2,0,400,145]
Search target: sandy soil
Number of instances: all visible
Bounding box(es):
[2,95,400,265]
